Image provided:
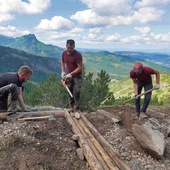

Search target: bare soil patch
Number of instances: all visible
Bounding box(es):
[0,106,170,170]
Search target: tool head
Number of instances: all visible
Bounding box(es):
[49,115,56,121]
[65,77,74,88]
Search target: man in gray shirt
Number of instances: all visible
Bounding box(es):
[0,65,33,116]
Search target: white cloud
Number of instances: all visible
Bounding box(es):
[81,0,132,16]
[120,27,170,45]
[106,33,121,41]
[71,1,164,27]
[0,25,30,37]
[134,26,151,35]
[0,0,50,14]
[35,16,74,31]
[132,7,164,23]
[135,0,170,8]
[0,13,14,23]
[0,0,50,23]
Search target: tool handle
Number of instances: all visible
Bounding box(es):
[66,85,73,98]
[122,88,155,105]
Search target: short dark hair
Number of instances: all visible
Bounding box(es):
[66,39,75,45]
[18,65,33,75]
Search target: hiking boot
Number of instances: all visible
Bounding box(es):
[135,112,140,119]
[139,112,148,120]
[0,112,8,120]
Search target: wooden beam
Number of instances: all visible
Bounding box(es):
[64,109,104,170]
[73,117,109,170]
[16,110,65,118]
[78,118,119,170]
[80,113,131,170]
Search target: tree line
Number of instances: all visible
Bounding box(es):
[23,68,115,110]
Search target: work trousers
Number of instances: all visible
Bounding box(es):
[69,76,82,110]
[0,84,18,113]
[135,82,153,113]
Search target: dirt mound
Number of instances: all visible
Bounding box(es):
[0,106,170,170]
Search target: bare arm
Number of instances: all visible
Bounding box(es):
[154,70,160,84]
[17,87,26,110]
[61,60,65,72]
[132,78,138,95]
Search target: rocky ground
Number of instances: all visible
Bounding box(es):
[0,105,170,170]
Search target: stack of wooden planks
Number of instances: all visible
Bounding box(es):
[64,109,131,170]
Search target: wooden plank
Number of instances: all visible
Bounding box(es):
[73,117,109,170]
[18,115,51,121]
[17,110,65,117]
[64,109,104,170]
[78,118,119,170]
[80,113,131,170]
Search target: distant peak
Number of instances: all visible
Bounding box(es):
[23,34,36,39]
[21,34,37,41]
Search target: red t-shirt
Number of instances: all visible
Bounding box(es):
[62,50,82,76]
[130,67,155,84]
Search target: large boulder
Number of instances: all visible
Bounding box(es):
[132,123,165,159]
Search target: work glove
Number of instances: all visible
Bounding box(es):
[131,94,138,99]
[154,84,160,90]
[64,73,72,79]
[61,72,66,79]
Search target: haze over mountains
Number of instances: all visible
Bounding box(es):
[0,34,170,82]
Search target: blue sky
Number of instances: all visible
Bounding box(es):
[0,0,170,53]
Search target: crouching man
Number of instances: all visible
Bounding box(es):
[0,65,33,117]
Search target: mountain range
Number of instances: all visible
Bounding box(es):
[0,45,60,82]
[0,34,170,82]
[0,34,63,58]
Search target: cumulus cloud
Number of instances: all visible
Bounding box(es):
[71,0,165,27]
[135,0,170,8]
[88,28,102,39]
[0,0,50,23]
[0,25,30,37]
[132,7,164,23]
[0,13,14,23]
[120,26,170,45]
[106,33,121,41]
[81,0,132,16]
[0,0,50,14]
[35,16,74,31]
[134,26,151,35]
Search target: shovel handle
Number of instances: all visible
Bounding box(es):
[122,88,155,105]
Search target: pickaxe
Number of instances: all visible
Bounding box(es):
[122,87,156,105]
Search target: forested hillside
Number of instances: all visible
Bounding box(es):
[83,51,170,80]
[0,34,63,58]
[0,46,61,82]
[109,73,170,105]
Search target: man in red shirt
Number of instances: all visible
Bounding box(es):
[130,62,160,119]
[61,39,83,112]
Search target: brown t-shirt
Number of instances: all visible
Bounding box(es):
[130,67,155,84]
[62,50,82,76]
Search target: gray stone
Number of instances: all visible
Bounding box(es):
[132,123,165,159]
[160,126,170,138]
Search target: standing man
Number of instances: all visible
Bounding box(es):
[130,62,160,118]
[0,65,33,116]
[61,39,83,112]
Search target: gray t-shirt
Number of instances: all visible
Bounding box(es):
[0,72,22,88]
